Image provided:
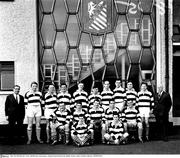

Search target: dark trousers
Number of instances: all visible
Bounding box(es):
[155,115,169,140]
[8,116,24,142]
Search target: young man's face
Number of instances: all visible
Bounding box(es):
[115,81,121,88]
[127,100,134,108]
[31,84,38,92]
[59,103,66,111]
[78,83,84,91]
[104,81,110,90]
[61,85,67,92]
[113,115,119,122]
[127,82,133,90]
[78,117,85,124]
[93,100,99,108]
[13,86,20,95]
[141,84,147,91]
[76,103,82,110]
[48,85,55,93]
[109,101,115,109]
[92,88,98,94]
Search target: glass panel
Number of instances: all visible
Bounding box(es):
[66,15,80,46]
[127,0,142,30]
[41,15,55,46]
[41,0,54,12]
[54,32,67,64]
[41,49,56,64]
[140,0,153,13]
[140,48,154,70]
[1,71,14,90]
[114,0,129,13]
[103,65,117,81]
[128,32,141,63]
[79,66,92,82]
[115,15,129,46]
[66,0,79,13]
[79,33,92,63]
[92,35,104,46]
[140,15,153,46]
[115,49,130,80]
[66,49,81,83]
[104,33,117,63]
[53,0,67,29]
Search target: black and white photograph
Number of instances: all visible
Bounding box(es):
[0,0,180,156]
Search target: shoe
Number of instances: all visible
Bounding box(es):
[46,140,50,144]
[37,140,43,144]
[102,139,106,144]
[146,136,149,141]
[65,140,69,145]
[138,137,143,143]
[27,140,31,145]
[51,140,58,145]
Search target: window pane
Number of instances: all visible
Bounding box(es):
[1,71,14,90]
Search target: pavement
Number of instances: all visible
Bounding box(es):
[1,135,180,155]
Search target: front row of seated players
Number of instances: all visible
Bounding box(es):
[48,98,143,146]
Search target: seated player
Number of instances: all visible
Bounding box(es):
[71,101,90,125]
[89,98,106,143]
[104,113,129,145]
[122,100,143,143]
[50,102,71,145]
[71,116,93,147]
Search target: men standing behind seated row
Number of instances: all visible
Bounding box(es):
[73,83,88,112]
[113,79,126,112]
[71,116,93,147]
[101,81,113,111]
[50,102,71,145]
[122,100,143,142]
[44,85,58,143]
[57,83,72,112]
[104,114,129,145]
[89,99,106,143]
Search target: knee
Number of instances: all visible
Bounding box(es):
[65,124,69,132]
[137,122,143,129]
[36,123,41,129]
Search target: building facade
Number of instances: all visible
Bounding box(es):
[0,0,178,125]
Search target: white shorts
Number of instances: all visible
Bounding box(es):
[102,105,109,111]
[127,120,137,127]
[138,107,150,118]
[44,108,55,119]
[26,105,42,117]
[115,102,124,112]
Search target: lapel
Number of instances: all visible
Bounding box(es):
[159,91,165,101]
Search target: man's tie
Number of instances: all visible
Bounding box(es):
[158,93,161,99]
[16,95,18,103]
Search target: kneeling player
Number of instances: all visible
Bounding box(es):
[50,102,71,145]
[104,113,129,145]
[71,116,93,147]
[122,100,143,142]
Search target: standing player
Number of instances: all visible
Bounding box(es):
[126,81,138,107]
[57,83,72,112]
[88,86,102,109]
[25,82,44,144]
[137,82,154,141]
[44,84,58,143]
[73,83,89,112]
[101,81,113,111]
[113,79,126,112]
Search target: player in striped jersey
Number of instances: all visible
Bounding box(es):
[113,79,126,112]
[88,87,102,109]
[50,102,71,145]
[104,113,129,145]
[44,84,58,143]
[137,82,154,141]
[25,81,44,144]
[71,101,90,125]
[126,81,138,107]
[57,83,72,112]
[89,98,106,143]
[101,81,113,111]
[72,83,89,112]
[71,116,93,146]
[122,100,143,142]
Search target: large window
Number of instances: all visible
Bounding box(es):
[38,0,156,93]
[0,62,14,91]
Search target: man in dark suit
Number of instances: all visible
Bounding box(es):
[153,85,172,141]
[5,85,25,144]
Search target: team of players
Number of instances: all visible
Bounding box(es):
[24,80,154,146]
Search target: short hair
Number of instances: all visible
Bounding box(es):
[60,83,67,87]
[76,101,82,105]
[14,85,20,89]
[31,81,38,87]
[113,113,119,117]
[116,79,122,82]
[127,81,133,84]
[94,98,100,103]
[141,82,147,87]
